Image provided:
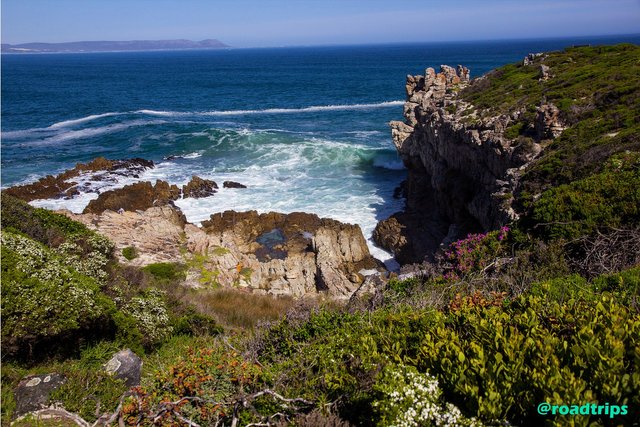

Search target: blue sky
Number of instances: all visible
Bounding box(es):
[2,0,639,47]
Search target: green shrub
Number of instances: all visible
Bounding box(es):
[255,270,640,425]
[121,246,138,260]
[530,152,640,239]
[143,262,186,282]
[120,288,173,348]
[1,231,113,357]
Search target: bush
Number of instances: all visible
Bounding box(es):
[143,262,186,282]
[122,246,138,261]
[1,231,113,358]
[373,364,481,426]
[253,269,640,426]
[530,153,640,240]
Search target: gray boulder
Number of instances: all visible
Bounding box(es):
[14,373,66,416]
[104,349,143,386]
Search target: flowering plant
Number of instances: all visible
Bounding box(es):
[373,363,481,426]
[443,226,509,280]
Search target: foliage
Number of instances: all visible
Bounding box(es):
[120,347,262,426]
[119,288,174,348]
[373,364,481,427]
[529,152,640,239]
[121,246,138,260]
[1,231,112,357]
[252,268,640,426]
[442,226,509,279]
[142,262,186,282]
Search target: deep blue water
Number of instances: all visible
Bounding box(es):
[2,34,639,260]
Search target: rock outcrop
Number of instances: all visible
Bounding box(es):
[65,206,381,298]
[83,180,180,214]
[183,176,218,198]
[377,64,564,264]
[223,180,247,189]
[4,157,153,202]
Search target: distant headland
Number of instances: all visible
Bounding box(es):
[0,39,229,53]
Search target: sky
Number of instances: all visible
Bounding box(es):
[2,0,640,47]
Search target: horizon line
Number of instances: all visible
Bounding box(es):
[2,32,639,54]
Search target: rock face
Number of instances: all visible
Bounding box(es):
[14,373,66,416]
[183,176,218,198]
[83,180,180,214]
[104,349,142,387]
[64,206,381,298]
[4,157,153,202]
[378,64,563,264]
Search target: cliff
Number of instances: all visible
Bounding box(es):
[376,44,640,265]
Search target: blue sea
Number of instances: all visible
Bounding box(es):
[2,34,639,261]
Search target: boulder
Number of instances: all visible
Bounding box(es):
[14,373,66,416]
[183,176,218,198]
[83,180,180,214]
[103,349,142,387]
[223,180,247,189]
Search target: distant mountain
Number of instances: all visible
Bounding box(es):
[1,39,229,53]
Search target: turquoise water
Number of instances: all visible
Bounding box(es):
[2,35,638,261]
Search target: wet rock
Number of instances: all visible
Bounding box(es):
[14,373,65,416]
[83,180,180,214]
[183,176,218,198]
[4,157,154,202]
[104,349,142,387]
[223,180,247,188]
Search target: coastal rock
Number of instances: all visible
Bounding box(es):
[14,373,66,416]
[4,157,154,202]
[103,349,142,387]
[83,180,180,214]
[63,207,381,298]
[183,176,218,198]
[66,205,187,265]
[223,180,247,188]
[380,63,564,264]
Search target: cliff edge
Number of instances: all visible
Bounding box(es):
[376,44,640,265]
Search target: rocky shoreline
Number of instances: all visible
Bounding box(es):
[5,157,384,299]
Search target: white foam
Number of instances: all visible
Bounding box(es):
[37,120,166,144]
[48,112,120,129]
[134,101,403,118]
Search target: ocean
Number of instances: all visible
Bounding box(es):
[2,34,639,263]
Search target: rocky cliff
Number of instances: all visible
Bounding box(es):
[376,63,565,264]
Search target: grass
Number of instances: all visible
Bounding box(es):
[178,288,296,330]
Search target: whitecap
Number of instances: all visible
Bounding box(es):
[48,112,121,129]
